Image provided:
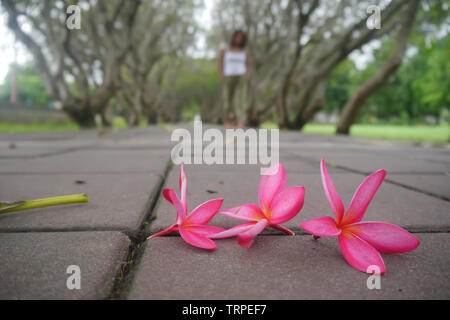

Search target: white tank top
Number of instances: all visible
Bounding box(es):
[223,48,247,76]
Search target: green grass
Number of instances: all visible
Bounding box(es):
[0,122,79,134]
[2,119,449,143]
[260,122,450,143]
[0,117,147,134]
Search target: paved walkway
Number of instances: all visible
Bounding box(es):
[0,125,449,299]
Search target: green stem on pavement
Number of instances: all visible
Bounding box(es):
[0,193,88,214]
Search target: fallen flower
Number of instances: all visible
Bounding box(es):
[147,164,225,250]
[0,193,88,215]
[210,162,305,248]
[300,159,420,274]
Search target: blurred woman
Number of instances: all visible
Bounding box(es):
[218,30,251,128]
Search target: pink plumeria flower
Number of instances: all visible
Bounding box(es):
[210,163,305,248]
[300,159,420,274]
[148,164,225,250]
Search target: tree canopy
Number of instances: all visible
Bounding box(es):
[0,0,448,131]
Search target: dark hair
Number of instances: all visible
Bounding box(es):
[230,30,247,48]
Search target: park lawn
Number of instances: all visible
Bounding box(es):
[0,122,79,133]
[260,122,450,143]
[0,117,145,134]
[1,120,448,143]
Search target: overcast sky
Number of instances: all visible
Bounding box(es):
[0,13,30,84]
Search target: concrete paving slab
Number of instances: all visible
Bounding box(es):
[128,233,450,299]
[0,144,87,159]
[0,136,96,159]
[0,126,169,142]
[104,126,172,140]
[149,168,450,234]
[0,148,169,174]
[0,172,162,232]
[178,157,344,174]
[0,126,173,159]
[290,149,450,174]
[0,231,129,299]
[387,174,450,200]
[0,130,98,142]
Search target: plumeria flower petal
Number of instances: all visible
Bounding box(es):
[237,219,268,248]
[162,188,185,224]
[218,162,305,247]
[269,186,305,224]
[185,199,224,225]
[341,169,386,225]
[179,163,188,214]
[179,227,217,250]
[300,216,341,238]
[300,158,420,274]
[320,159,345,224]
[338,230,386,274]
[258,162,286,212]
[344,222,420,254]
[147,223,178,239]
[210,222,256,239]
[148,164,224,250]
[184,225,226,237]
[216,204,265,222]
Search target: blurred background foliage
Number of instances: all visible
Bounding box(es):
[0,0,448,141]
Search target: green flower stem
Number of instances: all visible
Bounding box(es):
[0,193,88,214]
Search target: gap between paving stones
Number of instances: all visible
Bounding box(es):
[108,160,173,299]
[292,153,450,203]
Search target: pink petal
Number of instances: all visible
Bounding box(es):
[183,224,226,237]
[300,216,341,238]
[270,224,295,235]
[258,162,286,212]
[345,222,420,253]
[184,199,224,225]
[338,231,386,274]
[162,188,186,223]
[237,219,268,248]
[341,170,387,225]
[320,159,345,224]
[209,222,255,239]
[219,204,265,222]
[269,186,305,224]
[147,224,178,239]
[178,226,217,250]
[179,164,187,214]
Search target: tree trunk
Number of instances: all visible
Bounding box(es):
[246,115,260,128]
[65,106,96,128]
[100,106,114,128]
[127,111,140,127]
[336,0,420,135]
[147,109,158,124]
